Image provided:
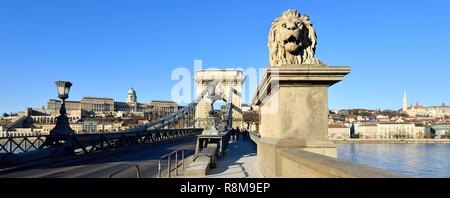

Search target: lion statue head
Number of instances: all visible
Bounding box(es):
[269,10,323,66]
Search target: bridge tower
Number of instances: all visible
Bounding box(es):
[194,69,245,129]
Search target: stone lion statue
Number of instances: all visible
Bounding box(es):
[269,10,323,66]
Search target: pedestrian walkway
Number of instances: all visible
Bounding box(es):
[205,140,262,178]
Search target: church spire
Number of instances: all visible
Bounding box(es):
[403,91,408,112]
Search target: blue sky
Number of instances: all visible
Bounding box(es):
[1,0,449,113]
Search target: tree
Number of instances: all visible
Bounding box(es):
[243,110,259,130]
[398,112,409,117]
[2,113,9,117]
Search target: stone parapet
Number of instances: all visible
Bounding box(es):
[276,147,408,178]
[257,137,407,178]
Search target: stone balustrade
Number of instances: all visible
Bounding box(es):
[275,148,407,178]
[335,139,450,144]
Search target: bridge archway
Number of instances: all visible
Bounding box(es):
[194,69,245,129]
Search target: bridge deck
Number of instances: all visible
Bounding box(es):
[180,139,262,178]
[0,136,198,178]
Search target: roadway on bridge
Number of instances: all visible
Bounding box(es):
[0,135,198,178]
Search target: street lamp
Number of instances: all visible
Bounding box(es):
[56,81,72,114]
[49,81,75,136]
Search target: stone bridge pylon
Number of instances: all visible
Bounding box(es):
[194,69,245,130]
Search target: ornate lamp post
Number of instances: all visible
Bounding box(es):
[49,81,75,136]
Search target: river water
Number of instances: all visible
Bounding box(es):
[337,144,450,178]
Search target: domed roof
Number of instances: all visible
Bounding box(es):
[128,88,136,95]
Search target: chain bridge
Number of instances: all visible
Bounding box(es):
[0,69,250,178]
[0,9,407,178]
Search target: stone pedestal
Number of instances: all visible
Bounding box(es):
[253,64,350,177]
[201,116,220,136]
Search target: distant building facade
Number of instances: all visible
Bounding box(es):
[357,124,378,139]
[47,100,81,113]
[0,126,5,137]
[32,121,125,134]
[403,92,450,118]
[114,102,129,112]
[355,122,426,139]
[378,122,425,139]
[81,97,115,114]
[2,88,181,136]
[46,88,168,117]
[328,123,351,140]
[149,100,178,119]
[429,123,450,138]
[241,104,252,112]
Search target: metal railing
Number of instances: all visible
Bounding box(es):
[0,135,47,154]
[158,149,186,178]
[0,129,202,166]
[0,128,202,155]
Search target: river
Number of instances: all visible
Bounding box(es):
[338,144,450,178]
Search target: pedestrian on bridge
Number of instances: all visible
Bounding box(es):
[230,129,236,141]
[236,128,241,141]
[243,130,249,141]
